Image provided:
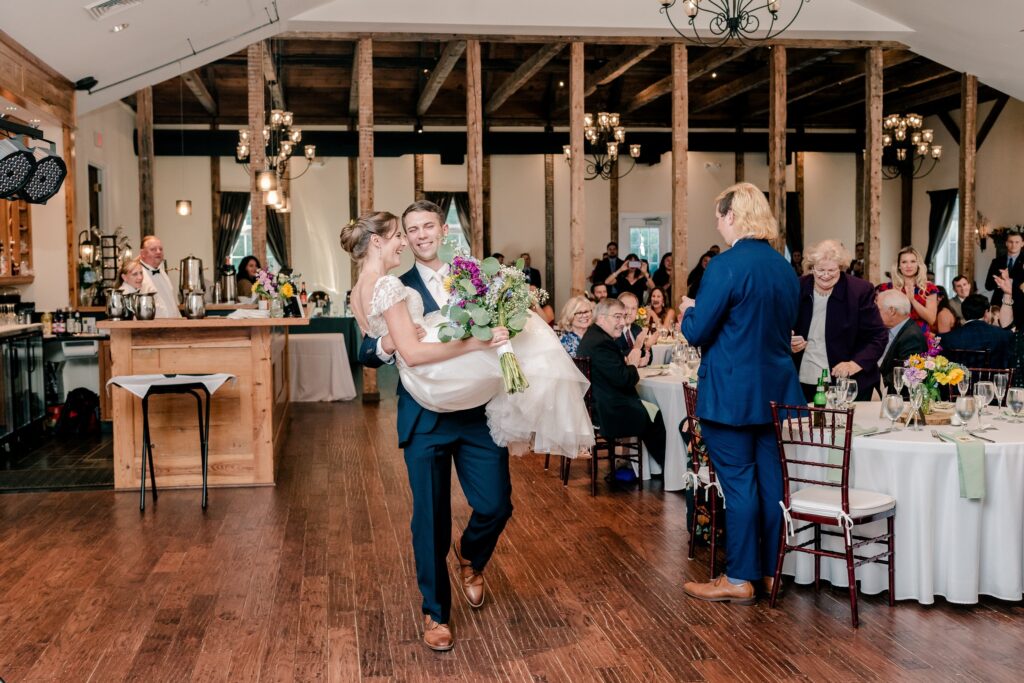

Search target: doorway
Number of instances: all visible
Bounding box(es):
[87,165,103,232]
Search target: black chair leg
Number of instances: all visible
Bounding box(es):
[544,453,550,471]
[139,396,148,511]
[188,389,211,510]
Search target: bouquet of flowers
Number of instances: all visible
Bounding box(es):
[254,269,295,301]
[635,306,649,329]
[437,255,544,393]
[902,354,966,410]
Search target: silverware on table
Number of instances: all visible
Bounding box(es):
[968,431,996,443]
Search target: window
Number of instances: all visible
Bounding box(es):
[932,196,960,290]
[229,203,281,272]
[619,214,669,273]
[444,204,471,254]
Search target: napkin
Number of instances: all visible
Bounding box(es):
[935,432,986,500]
[826,425,878,483]
[641,399,660,422]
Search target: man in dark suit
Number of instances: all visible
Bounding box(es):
[938,294,1013,368]
[591,241,622,295]
[614,292,653,366]
[358,200,512,652]
[985,231,1024,315]
[520,252,542,288]
[877,288,929,393]
[578,298,666,469]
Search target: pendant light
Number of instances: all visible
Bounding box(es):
[175,62,191,216]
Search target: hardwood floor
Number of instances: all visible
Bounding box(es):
[1,399,1023,682]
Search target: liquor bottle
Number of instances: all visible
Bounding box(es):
[53,309,65,335]
[812,369,828,427]
[299,282,308,305]
[73,311,82,335]
[0,242,6,276]
[8,239,16,275]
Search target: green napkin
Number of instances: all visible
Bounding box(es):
[935,432,986,500]
[825,426,877,483]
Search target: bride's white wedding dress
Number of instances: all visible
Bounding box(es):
[367,274,594,457]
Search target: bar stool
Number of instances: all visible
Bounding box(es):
[108,373,236,511]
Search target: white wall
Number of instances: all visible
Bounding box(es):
[22,119,69,310]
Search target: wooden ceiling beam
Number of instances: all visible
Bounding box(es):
[417,40,466,116]
[584,46,658,98]
[486,43,565,114]
[181,70,217,117]
[625,47,754,113]
[689,50,833,114]
[813,67,956,118]
[263,41,285,110]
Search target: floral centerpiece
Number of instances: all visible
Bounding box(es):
[635,306,649,329]
[902,353,966,414]
[437,254,545,393]
[253,268,297,317]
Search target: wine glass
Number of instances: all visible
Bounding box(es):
[1008,387,1024,423]
[955,396,976,435]
[909,384,925,431]
[974,381,995,428]
[843,379,859,407]
[957,368,972,398]
[893,367,906,396]
[685,346,701,379]
[882,394,905,431]
[835,376,849,401]
[671,344,687,370]
[993,373,1009,411]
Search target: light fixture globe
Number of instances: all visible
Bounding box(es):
[175,199,192,216]
[257,169,278,192]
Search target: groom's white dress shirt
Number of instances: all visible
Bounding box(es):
[141,262,182,318]
[375,262,450,363]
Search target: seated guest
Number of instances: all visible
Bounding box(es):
[646,287,677,330]
[934,286,958,334]
[949,275,971,323]
[616,292,653,366]
[652,252,673,304]
[687,251,713,298]
[577,298,666,468]
[236,255,261,298]
[939,294,1013,368]
[590,282,608,303]
[605,253,654,301]
[791,240,887,401]
[877,288,929,393]
[557,296,594,357]
[529,284,555,325]
[490,252,505,265]
[118,257,155,294]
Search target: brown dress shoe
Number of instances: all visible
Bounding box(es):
[683,575,756,605]
[423,616,454,652]
[452,541,485,608]
[763,576,782,596]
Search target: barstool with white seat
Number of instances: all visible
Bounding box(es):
[107,373,236,511]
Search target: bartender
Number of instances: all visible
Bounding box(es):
[139,235,182,318]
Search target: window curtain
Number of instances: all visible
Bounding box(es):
[450,192,471,238]
[214,192,250,266]
[424,192,454,220]
[925,189,958,268]
[266,208,289,270]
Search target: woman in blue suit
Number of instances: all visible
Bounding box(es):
[679,183,805,605]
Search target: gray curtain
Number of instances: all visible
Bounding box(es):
[266,208,289,270]
[215,192,250,266]
[925,189,958,268]
[424,191,454,219]
[451,192,471,240]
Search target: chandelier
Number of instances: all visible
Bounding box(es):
[563,111,641,181]
[659,0,808,47]
[236,109,316,213]
[882,112,943,180]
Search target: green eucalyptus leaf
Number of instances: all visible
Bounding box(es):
[438,328,453,343]
[514,258,525,270]
[464,302,481,312]
[451,307,471,325]
[438,241,456,264]
[440,304,450,316]
[459,278,477,295]
[471,325,493,341]
[481,257,501,277]
[507,312,528,331]
[470,308,491,326]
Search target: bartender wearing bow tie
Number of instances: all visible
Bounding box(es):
[139,235,182,318]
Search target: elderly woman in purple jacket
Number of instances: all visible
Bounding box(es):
[790,240,888,401]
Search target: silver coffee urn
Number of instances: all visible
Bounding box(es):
[219,258,237,303]
[179,254,206,300]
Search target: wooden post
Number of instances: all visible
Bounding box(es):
[413,153,424,201]
[671,43,689,309]
[466,40,484,258]
[63,125,78,308]
[569,42,586,297]
[855,145,865,248]
[900,163,913,247]
[768,46,787,254]
[735,125,745,183]
[544,154,555,301]
[356,37,378,402]
[247,42,267,264]
[281,157,291,266]
[795,151,805,252]
[609,163,619,246]
[210,123,221,268]
[136,86,155,238]
[865,47,883,284]
[348,154,359,287]
[959,74,978,281]
[483,154,492,257]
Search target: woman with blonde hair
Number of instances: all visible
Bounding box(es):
[791,239,887,401]
[877,246,938,333]
[557,295,594,357]
[118,257,155,294]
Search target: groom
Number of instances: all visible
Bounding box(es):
[358,200,513,652]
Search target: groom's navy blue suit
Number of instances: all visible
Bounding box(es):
[358,264,512,625]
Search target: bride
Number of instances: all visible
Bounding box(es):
[342,211,594,457]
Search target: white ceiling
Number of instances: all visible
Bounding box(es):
[1,0,1021,120]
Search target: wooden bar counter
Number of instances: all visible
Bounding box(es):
[97,317,309,491]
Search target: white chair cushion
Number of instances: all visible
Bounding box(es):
[696,465,711,485]
[790,485,895,518]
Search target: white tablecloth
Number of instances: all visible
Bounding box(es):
[651,343,675,366]
[288,333,357,402]
[636,365,692,491]
[783,404,1024,605]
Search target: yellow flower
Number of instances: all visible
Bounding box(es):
[443,276,454,292]
[946,368,965,386]
[281,283,294,298]
[637,307,646,317]
[935,355,949,368]
[934,372,948,385]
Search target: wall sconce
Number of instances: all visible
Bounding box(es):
[176,199,192,216]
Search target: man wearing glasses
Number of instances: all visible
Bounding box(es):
[578,298,666,470]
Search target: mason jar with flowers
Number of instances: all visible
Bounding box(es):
[253,268,295,318]
[902,354,966,415]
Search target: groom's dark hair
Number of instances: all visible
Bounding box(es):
[402,200,445,228]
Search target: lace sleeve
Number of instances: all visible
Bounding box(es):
[370,275,409,317]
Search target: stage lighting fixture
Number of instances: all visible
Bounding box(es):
[0,138,37,199]
[18,144,67,204]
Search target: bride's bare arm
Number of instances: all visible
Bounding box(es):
[383,302,508,366]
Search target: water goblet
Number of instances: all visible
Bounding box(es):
[1008,387,1024,423]
[974,381,995,428]
[955,396,976,435]
[909,384,925,431]
[993,373,1009,411]
[882,394,905,431]
[893,367,906,396]
[957,368,971,398]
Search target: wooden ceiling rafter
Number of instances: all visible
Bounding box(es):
[625,46,753,113]
[584,45,658,98]
[416,40,467,116]
[486,43,566,115]
[181,69,217,117]
[813,66,957,118]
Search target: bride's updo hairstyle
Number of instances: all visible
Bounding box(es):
[339,211,400,260]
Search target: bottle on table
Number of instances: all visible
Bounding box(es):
[299,282,308,305]
[812,369,828,427]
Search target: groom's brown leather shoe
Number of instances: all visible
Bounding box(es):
[683,575,756,605]
[452,541,485,608]
[423,616,454,652]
